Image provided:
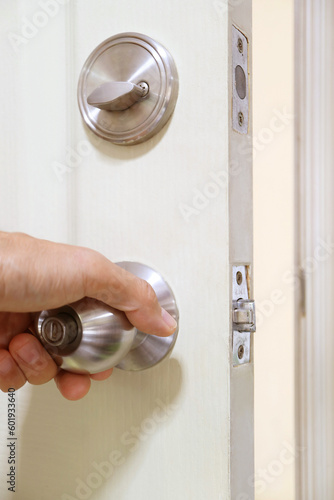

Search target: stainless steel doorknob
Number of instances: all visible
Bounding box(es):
[32,262,178,374]
[77,32,179,145]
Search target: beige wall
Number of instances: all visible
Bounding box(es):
[253,1,295,499]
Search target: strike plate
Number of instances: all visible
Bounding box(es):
[232,265,255,366]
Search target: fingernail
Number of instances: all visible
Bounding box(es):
[16,342,41,365]
[161,308,177,331]
[0,356,13,376]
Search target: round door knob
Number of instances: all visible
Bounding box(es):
[32,262,179,374]
[77,32,179,145]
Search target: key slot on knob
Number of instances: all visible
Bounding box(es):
[41,313,79,347]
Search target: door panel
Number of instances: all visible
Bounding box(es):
[0,1,253,499]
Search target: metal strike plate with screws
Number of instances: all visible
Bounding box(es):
[232,26,249,134]
[232,265,255,366]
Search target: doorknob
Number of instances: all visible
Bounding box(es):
[31,262,179,374]
[77,32,179,145]
[87,81,149,111]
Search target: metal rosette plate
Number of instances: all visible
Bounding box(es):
[78,32,179,145]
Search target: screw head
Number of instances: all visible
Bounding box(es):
[238,344,245,360]
[238,111,244,127]
[237,38,243,53]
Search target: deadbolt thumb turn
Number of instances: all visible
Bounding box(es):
[78,32,179,145]
[87,81,149,111]
[31,262,179,374]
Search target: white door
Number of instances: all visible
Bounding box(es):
[0,1,253,499]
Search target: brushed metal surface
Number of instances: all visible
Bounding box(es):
[34,298,136,374]
[33,262,179,374]
[87,81,147,111]
[78,32,179,144]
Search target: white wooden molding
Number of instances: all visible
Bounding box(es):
[295,0,334,498]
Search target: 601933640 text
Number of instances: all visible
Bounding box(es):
[6,389,17,493]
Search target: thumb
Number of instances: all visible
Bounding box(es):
[83,255,177,337]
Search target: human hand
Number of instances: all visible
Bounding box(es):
[0,232,177,400]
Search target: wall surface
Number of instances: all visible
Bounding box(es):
[253,1,295,499]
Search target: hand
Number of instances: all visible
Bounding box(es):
[0,232,177,400]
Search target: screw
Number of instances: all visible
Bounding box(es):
[236,271,243,285]
[137,81,149,97]
[237,38,243,54]
[238,344,245,360]
[238,112,244,127]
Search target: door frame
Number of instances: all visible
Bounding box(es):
[294,0,334,497]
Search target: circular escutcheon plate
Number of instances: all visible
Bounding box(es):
[78,32,179,145]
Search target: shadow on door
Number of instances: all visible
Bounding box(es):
[10,357,182,500]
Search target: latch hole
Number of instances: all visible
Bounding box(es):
[235,65,246,100]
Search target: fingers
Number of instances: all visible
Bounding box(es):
[0,312,33,349]
[84,255,177,337]
[8,334,58,386]
[0,232,177,402]
[90,368,114,381]
[0,349,26,391]
[54,368,113,400]
[0,333,58,392]
[0,232,177,338]
[1,334,113,398]
[55,371,91,401]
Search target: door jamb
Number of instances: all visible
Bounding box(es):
[295,1,334,497]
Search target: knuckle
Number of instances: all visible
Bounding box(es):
[140,280,158,307]
[110,273,127,297]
